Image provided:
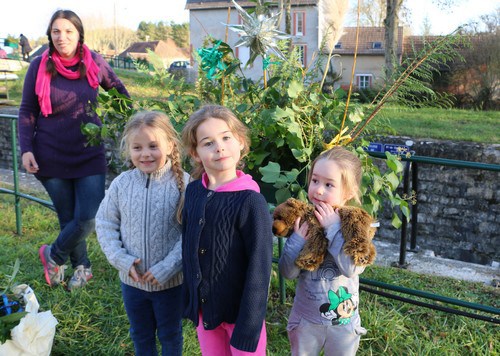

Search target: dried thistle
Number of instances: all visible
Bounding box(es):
[226,0,291,67]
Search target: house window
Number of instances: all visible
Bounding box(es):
[356,74,373,89]
[335,42,342,49]
[372,42,382,49]
[293,12,305,37]
[295,44,307,67]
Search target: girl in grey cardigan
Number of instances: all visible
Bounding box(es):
[96,111,189,356]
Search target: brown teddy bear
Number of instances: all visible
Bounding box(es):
[273,198,377,271]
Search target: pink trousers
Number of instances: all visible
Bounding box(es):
[196,313,267,355]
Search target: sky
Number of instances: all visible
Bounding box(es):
[1,0,497,41]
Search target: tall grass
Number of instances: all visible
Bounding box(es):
[0,190,498,355]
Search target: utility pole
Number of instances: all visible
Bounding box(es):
[114,2,117,56]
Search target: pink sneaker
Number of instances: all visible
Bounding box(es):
[39,245,65,286]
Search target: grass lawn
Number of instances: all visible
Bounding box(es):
[0,191,498,355]
[376,105,499,143]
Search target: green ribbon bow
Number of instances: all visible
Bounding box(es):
[197,41,228,80]
[328,286,352,311]
[262,56,280,70]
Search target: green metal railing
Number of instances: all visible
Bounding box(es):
[0,114,54,235]
[368,151,500,267]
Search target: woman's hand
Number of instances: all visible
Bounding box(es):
[294,217,310,240]
[21,152,39,174]
[314,201,340,228]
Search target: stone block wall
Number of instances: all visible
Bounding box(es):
[0,107,19,169]
[372,136,499,266]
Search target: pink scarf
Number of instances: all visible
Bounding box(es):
[35,44,100,117]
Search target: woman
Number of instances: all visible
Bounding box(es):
[18,9,130,291]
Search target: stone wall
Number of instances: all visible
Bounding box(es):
[371,136,499,266]
[1,110,498,266]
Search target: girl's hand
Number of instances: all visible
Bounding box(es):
[143,271,160,286]
[294,217,310,240]
[129,258,143,283]
[314,201,340,228]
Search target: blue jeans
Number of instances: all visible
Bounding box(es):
[121,283,183,356]
[38,174,105,268]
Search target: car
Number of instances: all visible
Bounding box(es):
[169,60,191,72]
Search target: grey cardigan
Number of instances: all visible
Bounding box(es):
[96,163,189,292]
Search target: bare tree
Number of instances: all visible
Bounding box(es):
[450,8,499,109]
[384,0,403,79]
[83,15,137,54]
[348,0,386,26]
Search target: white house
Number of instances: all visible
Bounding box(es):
[186,0,319,80]
[185,1,404,88]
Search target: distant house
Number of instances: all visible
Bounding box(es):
[185,1,405,88]
[331,26,404,89]
[119,39,190,68]
[186,0,318,80]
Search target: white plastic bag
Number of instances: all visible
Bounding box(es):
[0,284,58,356]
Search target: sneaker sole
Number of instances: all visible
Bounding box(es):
[39,245,56,286]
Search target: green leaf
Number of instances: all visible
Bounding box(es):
[274,175,289,189]
[401,202,411,221]
[386,172,401,190]
[373,175,383,194]
[386,152,404,173]
[275,188,291,204]
[297,189,308,202]
[284,169,300,181]
[259,162,281,183]
[391,213,402,229]
[287,80,303,98]
[249,151,269,166]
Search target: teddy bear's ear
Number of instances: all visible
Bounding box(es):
[287,198,309,212]
[286,198,300,208]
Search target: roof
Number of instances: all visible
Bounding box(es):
[119,39,189,59]
[119,41,161,56]
[185,0,317,10]
[403,35,442,55]
[333,27,404,55]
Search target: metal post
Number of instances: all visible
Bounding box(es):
[410,162,419,250]
[10,118,22,234]
[398,161,411,267]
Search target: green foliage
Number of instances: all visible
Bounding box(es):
[136,20,189,48]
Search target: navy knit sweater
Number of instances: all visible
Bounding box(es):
[18,52,129,179]
[182,179,273,352]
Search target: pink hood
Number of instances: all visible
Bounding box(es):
[202,170,260,193]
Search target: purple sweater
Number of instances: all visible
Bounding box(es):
[18,52,129,179]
